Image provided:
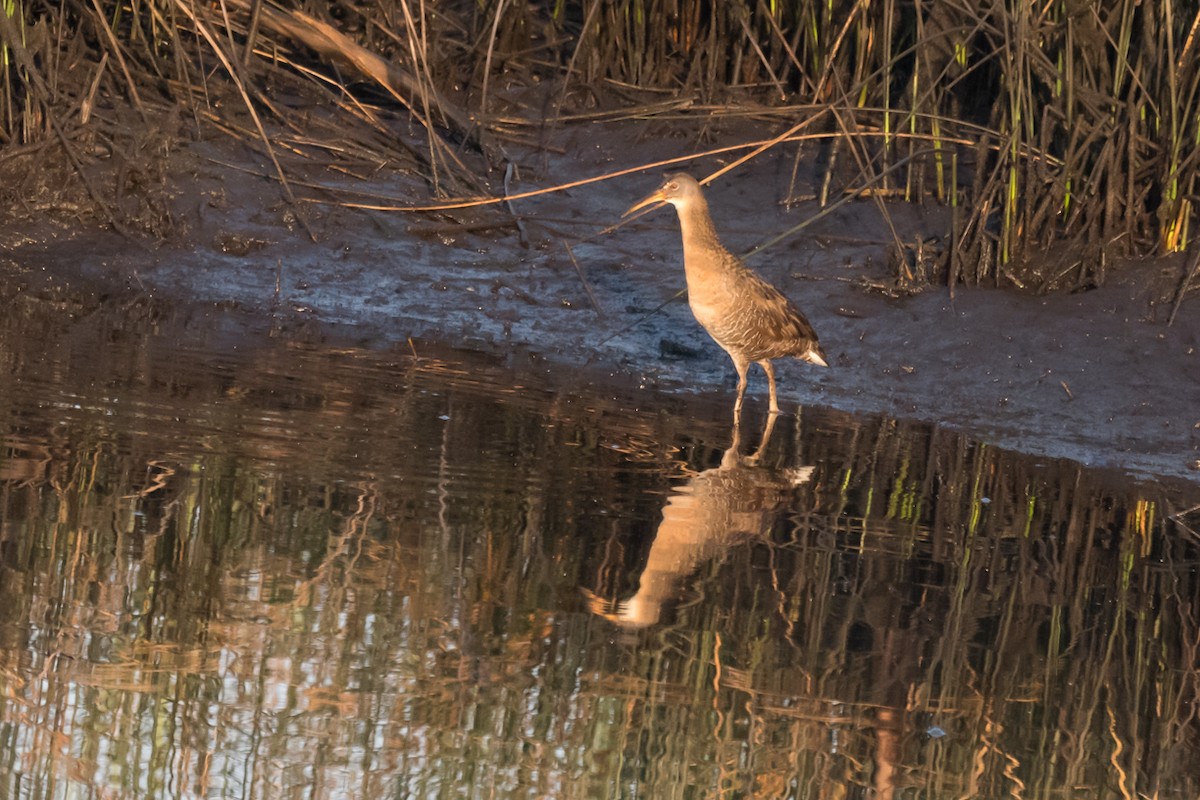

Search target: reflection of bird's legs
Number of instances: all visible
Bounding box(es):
[744,409,779,466]
[759,360,780,414]
[721,412,745,469]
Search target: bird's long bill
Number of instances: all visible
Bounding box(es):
[622,187,668,218]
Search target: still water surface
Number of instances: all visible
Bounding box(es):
[0,295,1198,799]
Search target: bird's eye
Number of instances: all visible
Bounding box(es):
[666,182,677,191]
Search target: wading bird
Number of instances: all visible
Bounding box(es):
[624,173,827,416]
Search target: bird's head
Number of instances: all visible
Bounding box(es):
[623,172,705,217]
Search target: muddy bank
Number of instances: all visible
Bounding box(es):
[2,123,1198,482]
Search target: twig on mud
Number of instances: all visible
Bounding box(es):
[406,219,520,235]
[1169,246,1200,326]
[594,289,687,349]
[562,241,602,316]
[504,162,528,247]
[47,114,131,236]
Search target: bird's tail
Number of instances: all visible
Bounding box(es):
[800,346,829,367]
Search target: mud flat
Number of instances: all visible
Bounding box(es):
[2,123,1198,483]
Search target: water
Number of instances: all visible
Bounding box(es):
[1,293,1198,799]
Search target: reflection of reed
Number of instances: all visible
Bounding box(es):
[1,298,1199,799]
[587,414,814,628]
[0,437,52,485]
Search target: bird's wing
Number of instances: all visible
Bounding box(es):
[743,271,822,345]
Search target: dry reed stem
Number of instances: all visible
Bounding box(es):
[87,0,146,116]
[562,240,602,315]
[173,0,315,241]
[311,127,977,215]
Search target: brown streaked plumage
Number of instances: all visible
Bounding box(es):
[624,173,828,416]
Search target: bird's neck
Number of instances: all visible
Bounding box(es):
[675,197,724,254]
[675,197,732,284]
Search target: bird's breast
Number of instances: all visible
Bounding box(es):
[688,291,753,353]
[686,280,737,335]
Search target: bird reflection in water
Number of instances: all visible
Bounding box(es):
[586,414,813,629]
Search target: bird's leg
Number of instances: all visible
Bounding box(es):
[759,360,780,415]
[732,357,750,421]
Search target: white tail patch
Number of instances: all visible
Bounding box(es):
[802,348,829,367]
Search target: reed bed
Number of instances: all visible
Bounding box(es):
[1,1,1198,288]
